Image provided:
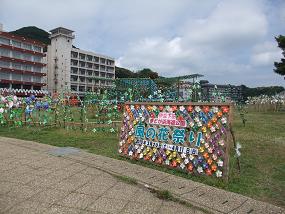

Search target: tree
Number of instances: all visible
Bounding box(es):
[274,35,285,77]
[136,68,158,79]
[115,66,136,78]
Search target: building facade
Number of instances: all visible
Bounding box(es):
[0,26,47,97]
[47,27,115,96]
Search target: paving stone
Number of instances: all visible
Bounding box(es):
[152,175,202,195]
[26,173,65,188]
[57,192,98,209]
[229,198,284,214]
[181,185,248,213]
[29,188,70,204]
[5,201,50,214]
[23,167,54,176]
[120,202,157,214]
[122,166,170,185]
[81,167,103,176]
[104,182,139,200]
[76,176,117,196]
[86,197,129,213]
[43,158,75,170]
[6,185,43,199]
[5,173,41,185]
[44,204,84,214]
[67,172,94,184]
[0,181,19,195]
[0,195,24,213]
[52,179,87,192]
[157,201,197,214]
[129,188,163,208]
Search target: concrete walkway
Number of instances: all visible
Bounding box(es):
[0,137,283,214]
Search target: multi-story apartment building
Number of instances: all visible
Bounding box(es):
[0,25,47,96]
[47,27,115,96]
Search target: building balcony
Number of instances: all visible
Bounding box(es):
[0,56,46,67]
[0,44,45,56]
[0,67,46,76]
[0,79,46,86]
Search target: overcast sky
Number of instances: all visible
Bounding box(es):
[0,0,284,87]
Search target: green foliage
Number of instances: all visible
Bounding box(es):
[11,26,51,45]
[274,35,285,76]
[113,175,138,185]
[115,67,159,79]
[136,68,159,79]
[241,85,284,98]
[115,66,136,78]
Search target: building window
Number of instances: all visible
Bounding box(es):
[12,73,22,81]
[87,70,92,76]
[100,65,106,71]
[12,62,22,70]
[80,69,85,75]
[71,51,78,58]
[0,37,10,45]
[79,77,85,82]
[71,85,77,91]
[79,86,85,92]
[0,61,10,68]
[33,76,41,83]
[12,40,21,48]
[79,53,85,60]
[71,75,78,82]
[71,67,78,74]
[100,58,106,64]
[22,74,32,82]
[23,43,32,50]
[0,48,10,57]
[79,61,85,67]
[12,51,21,59]
[87,55,92,61]
[23,53,32,61]
[33,66,41,72]
[0,71,10,79]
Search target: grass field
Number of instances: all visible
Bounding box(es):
[0,110,284,208]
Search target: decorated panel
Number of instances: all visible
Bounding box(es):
[119,102,232,178]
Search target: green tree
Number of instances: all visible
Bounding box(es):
[274,35,285,77]
[136,68,158,79]
[115,66,136,78]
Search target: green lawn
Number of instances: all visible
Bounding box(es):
[0,110,284,208]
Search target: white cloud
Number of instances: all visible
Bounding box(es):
[1,0,284,86]
[251,41,282,66]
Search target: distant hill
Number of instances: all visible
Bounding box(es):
[241,85,285,97]
[10,26,51,45]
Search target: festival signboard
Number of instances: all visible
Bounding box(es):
[119,102,232,179]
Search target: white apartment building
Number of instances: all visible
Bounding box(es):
[47,27,115,96]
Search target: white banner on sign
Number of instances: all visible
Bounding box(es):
[135,139,198,155]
